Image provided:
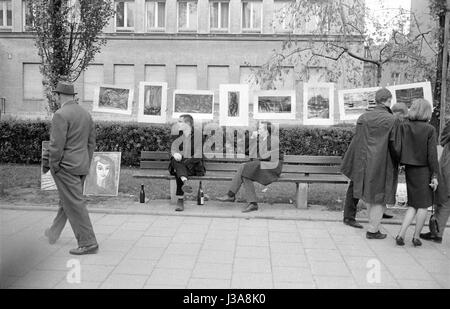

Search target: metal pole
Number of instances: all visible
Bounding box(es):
[440,1,450,138]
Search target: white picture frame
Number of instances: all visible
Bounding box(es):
[93,84,134,115]
[388,81,433,109]
[138,82,167,123]
[83,152,121,197]
[219,84,249,126]
[303,82,335,125]
[172,89,215,120]
[253,90,296,120]
[338,86,380,121]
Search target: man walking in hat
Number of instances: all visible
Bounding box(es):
[341,88,400,239]
[43,81,99,255]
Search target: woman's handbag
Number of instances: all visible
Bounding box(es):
[429,191,440,235]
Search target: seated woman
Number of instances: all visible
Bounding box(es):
[169,114,205,212]
[217,121,283,213]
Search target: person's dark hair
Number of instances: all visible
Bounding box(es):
[180,114,194,129]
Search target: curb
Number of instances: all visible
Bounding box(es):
[0,204,415,226]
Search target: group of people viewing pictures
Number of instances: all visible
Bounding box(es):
[341,87,450,246]
[42,81,450,256]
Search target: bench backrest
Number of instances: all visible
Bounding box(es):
[140,151,343,175]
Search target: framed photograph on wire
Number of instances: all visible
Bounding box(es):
[253,90,296,120]
[219,84,249,126]
[172,90,215,120]
[138,82,167,123]
[93,84,134,115]
[303,82,334,125]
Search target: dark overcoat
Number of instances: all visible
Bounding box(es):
[168,128,206,176]
[437,143,450,204]
[340,105,399,205]
[241,135,284,186]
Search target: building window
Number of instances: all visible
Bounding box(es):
[146,1,165,31]
[115,1,134,32]
[242,1,262,32]
[0,0,12,28]
[210,1,229,31]
[307,67,327,83]
[208,66,229,102]
[178,1,197,32]
[23,0,34,31]
[145,65,167,82]
[273,67,295,90]
[23,63,44,100]
[84,65,104,101]
[176,65,197,89]
[114,65,135,90]
[273,1,292,32]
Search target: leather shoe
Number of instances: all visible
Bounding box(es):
[382,213,394,219]
[44,228,57,245]
[395,235,405,246]
[420,232,442,243]
[69,244,99,255]
[343,219,363,229]
[242,203,258,213]
[366,231,387,239]
[175,199,184,211]
[216,194,235,202]
[181,183,193,194]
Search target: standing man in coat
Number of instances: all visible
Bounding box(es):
[341,88,399,239]
[43,81,99,255]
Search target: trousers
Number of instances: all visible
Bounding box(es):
[49,168,97,247]
[343,181,359,220]
[435,199,450,237]
[365,202,386,233]
[229,163,257,203]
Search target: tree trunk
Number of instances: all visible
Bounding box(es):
[430,10,446,134]
[376,64,382,86]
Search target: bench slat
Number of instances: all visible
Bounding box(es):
[283,155,342,165]
[141,151,169,160]
[140,161,341,174]
[133,170,348,183]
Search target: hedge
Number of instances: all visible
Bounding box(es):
[0,119,355,166]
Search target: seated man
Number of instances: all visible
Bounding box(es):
[217,121,283,213]
[169,114,205,212]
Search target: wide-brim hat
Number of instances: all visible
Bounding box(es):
[53,81,77,95]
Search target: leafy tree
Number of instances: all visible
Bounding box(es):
[28,0,115,113]
[251,0,437,89]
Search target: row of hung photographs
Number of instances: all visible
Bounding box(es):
[92,81,433,126]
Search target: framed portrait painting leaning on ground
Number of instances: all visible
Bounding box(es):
[83,152,121,197]
[138,82,168,123]
[93,84,134,115]
[41,141,57,191]
[219,84,249,126]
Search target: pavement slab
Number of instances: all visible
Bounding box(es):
[1,207,450,289]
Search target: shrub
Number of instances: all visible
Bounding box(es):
[0,119,355,166]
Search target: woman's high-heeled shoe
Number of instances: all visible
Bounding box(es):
[395,235,405,246]
[412,238,422,247]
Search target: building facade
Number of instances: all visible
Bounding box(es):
[0,0,364,124]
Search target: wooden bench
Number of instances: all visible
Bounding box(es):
[133,151,349,208]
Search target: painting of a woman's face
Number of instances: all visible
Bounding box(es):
[96,161,111,183]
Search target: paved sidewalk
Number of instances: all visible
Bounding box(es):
[1,208,450,289]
